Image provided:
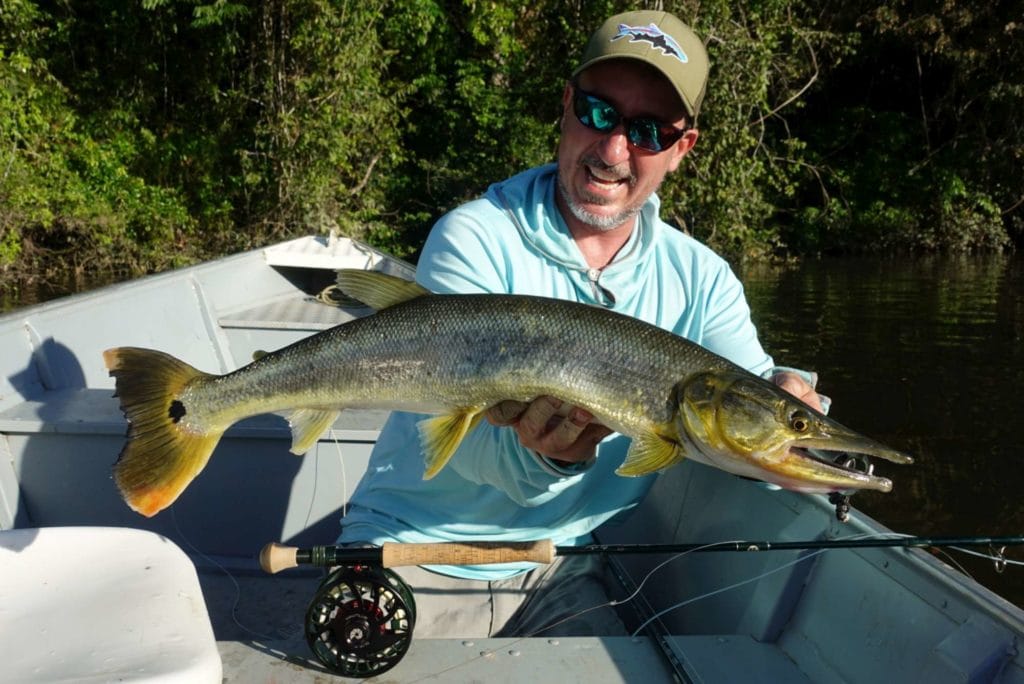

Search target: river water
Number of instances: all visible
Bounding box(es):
[739,255,1024,609]
[3,254,1022,608]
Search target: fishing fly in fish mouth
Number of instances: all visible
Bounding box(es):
[104,270,912,518]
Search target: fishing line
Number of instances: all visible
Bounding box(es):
[526,530,980,639]
[171,507,282,642]
[931,546,975,580]
[330,427,350,520]
[301,441,320,531]
[521,540,745,639]
[629,547,832,637]
[952,546,1024,568]
[263,528,1024,680]
[168,421,344,643]
[368,544,741,683]
[302,427,350,530]
[168,422,351,645]
[623,531,1023,637]
[403,533,887,683]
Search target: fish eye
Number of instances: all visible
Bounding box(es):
[789,409,812,433]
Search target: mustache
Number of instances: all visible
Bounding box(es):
[580,156,636,187]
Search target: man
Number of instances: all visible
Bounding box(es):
[337,10,823,637]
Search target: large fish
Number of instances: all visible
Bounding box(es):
[105,271,912,517]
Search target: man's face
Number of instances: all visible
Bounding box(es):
[556,60,699,233]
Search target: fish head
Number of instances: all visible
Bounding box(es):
[676,370,913,494]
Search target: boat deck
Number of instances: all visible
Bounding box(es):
[200,568,681,683]
[199,564,821,683]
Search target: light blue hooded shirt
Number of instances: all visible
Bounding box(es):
[338,163,776,579]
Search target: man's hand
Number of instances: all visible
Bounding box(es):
[486,396,612,465]
[770,371,825,412]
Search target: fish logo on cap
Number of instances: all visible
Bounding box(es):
[611,23,688,63]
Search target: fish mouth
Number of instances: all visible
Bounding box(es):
[780,441,914,493]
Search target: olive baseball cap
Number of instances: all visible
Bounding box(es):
[572,11,710,120]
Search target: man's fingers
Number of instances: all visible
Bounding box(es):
[486,400,531,426]
[545,407,590,451]
[488,397,612,463]
[772,372,824,412]
[517,397,563,437]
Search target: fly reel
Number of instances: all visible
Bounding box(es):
[305,564,416,677]
[259,538,554,676]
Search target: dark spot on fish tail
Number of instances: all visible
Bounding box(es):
[169,400,187,423]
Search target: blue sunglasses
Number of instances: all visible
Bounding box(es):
[571,85,688,153]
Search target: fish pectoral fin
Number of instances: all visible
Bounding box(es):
[616,432,684,477]
[417,410,486,479]
[335,270,430,310]
[287,408,340,455]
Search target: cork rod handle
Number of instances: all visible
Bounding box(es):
[381,540,555,568]
[259,539,556,574]
[259,542,300,574]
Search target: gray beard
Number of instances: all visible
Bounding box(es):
[556,165,645,232]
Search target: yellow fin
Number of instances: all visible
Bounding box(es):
[104,347,224,517]
[335,270,430,310]
[287,408,340,454]
[417,410,485,479]
[615,432,684,477]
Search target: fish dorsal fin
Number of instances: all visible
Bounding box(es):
[287,408,340,455]
[616,431,685,477]
[336,270,430,310]
[417,409,486,479]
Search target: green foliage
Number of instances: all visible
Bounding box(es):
[0,0,1020,293]
[656,0,858,257]
[0,0,195,275]
[238,0,410,250]
[781,0,1020,253]
[378,0,605,251]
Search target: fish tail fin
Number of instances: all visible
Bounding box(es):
[103,347,223,517]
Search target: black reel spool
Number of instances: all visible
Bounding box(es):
[305,564,417,678]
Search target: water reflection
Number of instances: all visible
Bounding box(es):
[740,255,1024,608]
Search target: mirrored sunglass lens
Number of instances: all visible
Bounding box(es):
[576,92,619,132]
[628,120,663,151]
[589,100,619,130]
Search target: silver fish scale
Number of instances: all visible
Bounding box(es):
[195,293,740,432]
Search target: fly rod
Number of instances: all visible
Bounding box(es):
[260,535,1024,574]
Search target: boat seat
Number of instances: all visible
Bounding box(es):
[0,387,127,436]
[0,526,222,682]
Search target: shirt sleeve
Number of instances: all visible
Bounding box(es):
[698,255,826,408]
[698,258,776,376]
[416,204,510,294]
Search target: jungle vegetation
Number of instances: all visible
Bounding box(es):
[1,0,1020,290]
